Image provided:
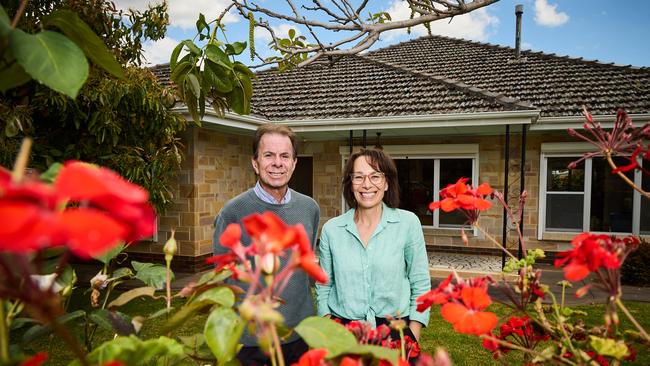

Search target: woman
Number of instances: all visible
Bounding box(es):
[316,149,431,341]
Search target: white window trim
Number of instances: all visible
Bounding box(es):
[341,144,480,235]
[538,143,645,239]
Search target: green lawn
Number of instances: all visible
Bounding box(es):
[10,289,650,365]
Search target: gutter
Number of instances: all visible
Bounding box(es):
[182,108,541,133]
[532,113,650,131]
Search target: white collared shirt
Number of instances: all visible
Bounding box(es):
[253,181,291,204]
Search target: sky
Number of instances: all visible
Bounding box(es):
[113,0,650,68]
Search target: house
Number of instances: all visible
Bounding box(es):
[141,34,650,272]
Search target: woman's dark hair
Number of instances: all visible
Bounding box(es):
[342,149,400,209]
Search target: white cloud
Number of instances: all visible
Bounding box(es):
[382,0,499,42]
[142,37,181,65]
[534,0,569,27]
[113,0,239,30]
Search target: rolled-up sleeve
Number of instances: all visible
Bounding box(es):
[405,216,431,326]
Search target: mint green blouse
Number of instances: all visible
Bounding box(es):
[315,204,431,327]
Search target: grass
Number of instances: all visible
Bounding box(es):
[9,289,650,366]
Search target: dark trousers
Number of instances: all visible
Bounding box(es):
[236,338,309,366]
[330,315,417,341]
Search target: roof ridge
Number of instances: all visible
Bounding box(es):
[367,34,650,71]
[355,54,535,111]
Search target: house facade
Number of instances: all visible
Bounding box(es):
[138,35,650,272]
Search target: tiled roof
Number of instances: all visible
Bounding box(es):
[150,35,650,120]
[251,55,527,120]
[367,35,650,118]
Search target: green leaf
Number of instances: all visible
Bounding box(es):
[196,13,208,34]
[163,299,213,333]
[225,41,247,56]
[10,29,88,98]
[112,267,133,280]
[0,5,10,36]
[204,307,244,364]
[0,62,31,92]
[94,243,125,264]
[89,309,115,332]
[205,60,233,93]
[107,286,156,309]
[132,260,171,289]
[589,336,629,359]
[205,44,231,67]
[233,62,255,77]
[43,9,123,78]
[194,287,235,307]
[39,162,63,183]
[185,72,201,98]
[169,41,188,69]
[75,335,189,366]
[351,345,399,365]
[227,73,253,115]
[22,310,85,343]
[288,29,296,39]
[183,39,202,56]
[170,61,193,84]
[294,316,358,358]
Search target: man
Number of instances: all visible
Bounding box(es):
[213,123,320,365]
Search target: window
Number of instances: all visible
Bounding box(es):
[340,144,479,229]
[289,156,313,197]
[539,143,647,236]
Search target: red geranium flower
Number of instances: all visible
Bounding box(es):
[441,286,498,336]
[416,274,453,312]
[554,233,622,281]
[291,348,327,366]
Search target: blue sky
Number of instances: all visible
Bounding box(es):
[114,0,650,68]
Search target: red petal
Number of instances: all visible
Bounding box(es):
[220,223,242,248]
[461,286,492,310]
[300,253,328,284]
[563,263,590,281]
[56,161,148,203]
[295,224,312,255]
[429,201,441,211]
[441,302,467,325]
[20,352,48,366]
[474,199,492,210]
[295,348,327,366]
[59,209,128,258]
[476,183,493,196]
[440,198,458,212]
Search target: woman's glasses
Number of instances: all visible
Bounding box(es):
[350,172,385,185]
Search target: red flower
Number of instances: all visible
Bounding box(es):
[55,161,155,242]
[58,209,129,258]
[243,212,298,254]
[291,348,327,366]
[554,233,622,281]
[429,179,492,225]
[441,286,498,336]
[417,274,453,312]
[206,253,238,272]
[20,352,48,366]
[611,146,641,173]
[299,252,328,284]
[339,356,361,366]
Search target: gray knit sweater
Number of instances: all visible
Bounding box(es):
[212,188,320,346]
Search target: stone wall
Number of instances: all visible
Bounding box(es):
[128,127,582,271]
[128,127,256,270]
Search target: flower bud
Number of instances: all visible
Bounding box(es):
[90,272,108,290]
[259,253,276,275]
[164,231,177,262]
[239,299,256,321]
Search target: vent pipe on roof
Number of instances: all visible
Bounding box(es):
[515,4,524,58]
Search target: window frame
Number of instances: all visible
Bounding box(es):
[538,142,644,239]
[340,144,479,233]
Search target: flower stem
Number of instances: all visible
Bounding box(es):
[474,224,518,261]
[615,298,650,342]
[11,137,32,183]
[605,152,650,200]
[0,299,9,363]
[481,335,577,366]
[270,325,285,366]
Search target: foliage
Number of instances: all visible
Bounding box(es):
[0,0,184,213]
[169,13,254,122]
[621,240,650,287]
